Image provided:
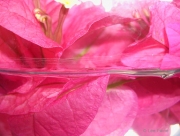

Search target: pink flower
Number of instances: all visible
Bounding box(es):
[0,0,145,70]
[0,0,180,136]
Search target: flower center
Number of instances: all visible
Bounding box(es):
[33,0,69,44]
[126,8,151,39]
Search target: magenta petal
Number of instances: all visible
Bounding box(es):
[62,24,135,68]
[81,85,138,136]
[133,113,170,136]
[0,26,63,68]
[166,23,180,56]
[0,74,43,94]
[8,76,109,135]
[0,37,19,69]
[126,77,180,116]
[0,77,69,115]
[173,0,180,7]
[161,54,180,69]
[170,102,180,122]
[0,114,11,136]
[62,3,110,49]
[150,2,180,44]
[0,0,61,49]
[121,37,166,68]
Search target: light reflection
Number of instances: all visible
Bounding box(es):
[170,124,180,136]
[55,0,173,11]
[102,0,113,12]
[101,0,136,12]
[81,0,101,5]
[124,129,139,136]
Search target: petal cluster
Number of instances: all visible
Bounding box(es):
[0,0,180,136]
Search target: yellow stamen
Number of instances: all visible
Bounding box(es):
[53,5,69,43]
[142,8,151,25]
[34,8,52,38]
[143,8,150,18]
[133,10,141,18]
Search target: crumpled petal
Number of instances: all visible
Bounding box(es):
[7,76,109,135]
[0,0,119,51]
[0,77,69,115]
[61,2,111,49]
[150,2,180,45]
[0,74,44,94]
[0,25,60,69]
[0,0,62,50]
[0,26,30,69]
[126,77,180,116]
[121,37,167,68]
[81,85,138,136]
[62,19,136,68]
[132,113,170,136]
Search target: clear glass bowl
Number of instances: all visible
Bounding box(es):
[0,57,179,78]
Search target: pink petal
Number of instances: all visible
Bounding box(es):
[0,35,20,69]
[166,23,180,56]
[8,76,109,135]
[121,37,167,68]
[0,77,69,115]
[62,6,137,49]
[61,3,111,49]
[62,22,135,68]
[0,26,62,68]
[161,54,180,69]
[173,0,180,7]
[0,114,11,136]
[170,102,180,122]
[81,85,138,136]
[150,2,180,44]
[126,77,180,116]
[133,113,170,136]
[0,74,44,94]
[0,0,126,52]
[0,0,62,49]
[160,108,179,125]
